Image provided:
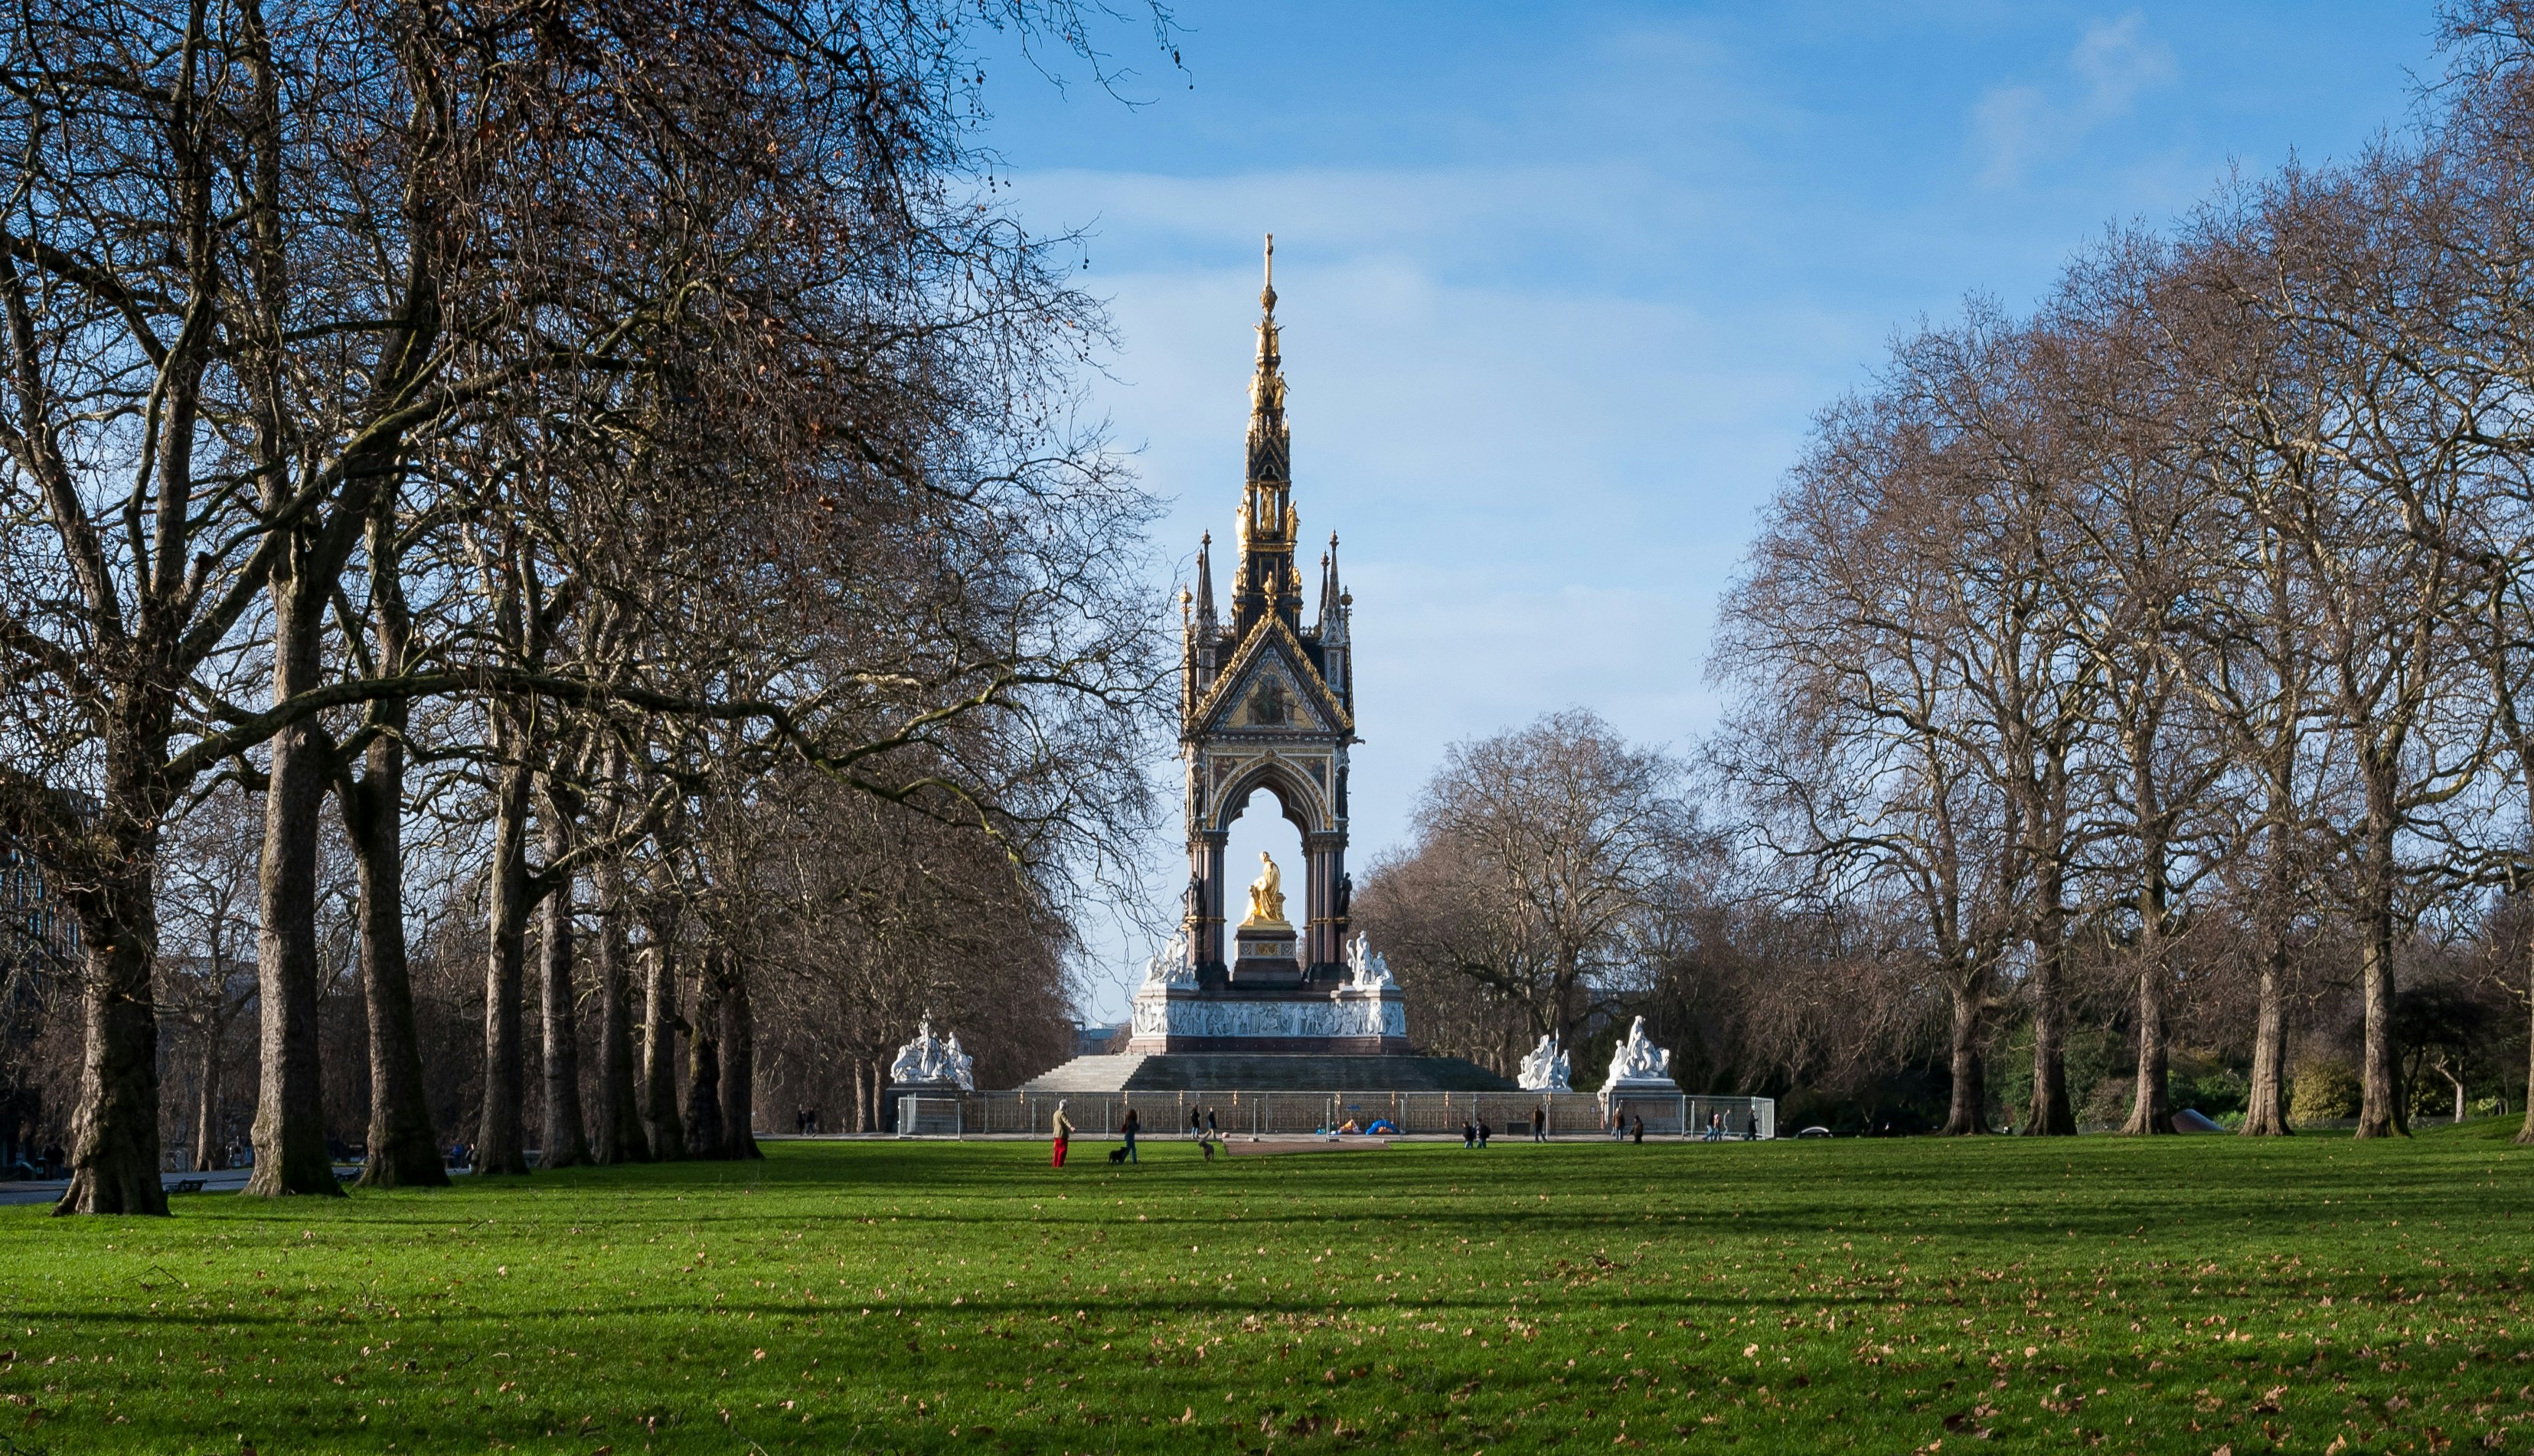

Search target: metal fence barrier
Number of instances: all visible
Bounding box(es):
[896,1095,964,1138]
[940,1090,1774,1141]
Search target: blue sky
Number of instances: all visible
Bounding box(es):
[985,3,2447,1013]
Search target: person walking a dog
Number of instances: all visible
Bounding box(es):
[1120,1107,1141,1164]
[1050,1100,1074,1168]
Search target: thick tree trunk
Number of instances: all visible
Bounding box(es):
[718,961,759,1159]
[2121,929,2175,1135]
[475,752,537,1175]
[535,805,590,1170]
[589,860,647,1164]
[2244,952,2293,1138]
[245,589,344,1198]
[57,835,168,1215]
[345,731,446,1188]
[2354,811,2406,1139]
[2022,887,2074,1135]
[345,498,444,1189]
[684,968,725,1158]
[1939,971,1988,1136]
[640,921,684,1160]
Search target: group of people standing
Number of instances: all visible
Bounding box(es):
[1047,1102,1229,1167]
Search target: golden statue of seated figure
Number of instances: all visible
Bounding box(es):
[1242,850,1290,929]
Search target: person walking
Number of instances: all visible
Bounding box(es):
[1477,1119,1493,1148]
[1745,1110,1759,1141]
[1206,1108,1219,1140]
[1610,1102,1628,1141]
[1050,1100,1075,1168]
[1631,1113,1645,1145]
[1532,1102,1547,1143]
[1122,1107,1141,1165]
[1190,1106,1203,1141]
[1461,1118,1477,1149]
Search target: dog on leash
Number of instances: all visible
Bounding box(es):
[1107,1145,1130,1164]
[1200,1137,1216,1164]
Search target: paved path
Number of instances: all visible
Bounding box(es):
[0,1167,384,1206]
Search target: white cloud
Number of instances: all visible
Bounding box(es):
[1974,12,2177,187]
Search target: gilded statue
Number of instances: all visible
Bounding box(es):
[1244,850,1288,926]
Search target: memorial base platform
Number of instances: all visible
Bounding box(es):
[1020,1053,1515,1094]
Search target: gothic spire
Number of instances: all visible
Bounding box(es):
[1317,533,1340,632]
[1246,233,1288,489]
[1194,530,1217,628]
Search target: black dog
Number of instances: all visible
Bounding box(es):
[1108,1145,1130,1164]
[1200,1138,1216,1163]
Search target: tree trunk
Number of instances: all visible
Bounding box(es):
[535,803,589,1170]
[475,749,537,1175]
[344,496,444,1189]
[56,850,168,1215]
[2519,971,2534,1144]
[684,968,725,1158]
[1939,970,1987,1136]
[244,586,344,1198]
[2022,891,2074,1135]
[344,730,447,1188]
[589,860,647,1164]
[718,961,759,1159]
[2121,933,2175,1135]
[2354,811,2406,1139]
[640,920,684,1160]
[192,1037,222,1173]
[2244,951,2293,1138]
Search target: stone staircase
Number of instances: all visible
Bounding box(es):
[1021,1053,1514,1093]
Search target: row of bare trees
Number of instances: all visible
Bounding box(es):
[1355,8,2534,1136]
[1707,1,2534,1141]
[0,0,1169,1214]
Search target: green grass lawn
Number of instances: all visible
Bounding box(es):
[3,1126,2531,1454]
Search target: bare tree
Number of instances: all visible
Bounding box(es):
[1359,712,1695,1060]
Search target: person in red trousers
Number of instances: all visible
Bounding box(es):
[1050,1100,1075,1167]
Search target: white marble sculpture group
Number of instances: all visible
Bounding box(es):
[1141,930,1197,988]
[1600,1015,1677,1095]
[887,1017,976,1091]
[1343,932,1396,990]
[1517,1022,1675,1095]
[1517,1032,1572,1092]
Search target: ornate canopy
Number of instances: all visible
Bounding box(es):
[1177,236,1357,978]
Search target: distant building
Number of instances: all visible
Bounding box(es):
[2,841,80,968]
[2,841,80,1174]
[1073,1022,1130,1057]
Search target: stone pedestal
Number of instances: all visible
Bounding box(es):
[1231,919,1301,988]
